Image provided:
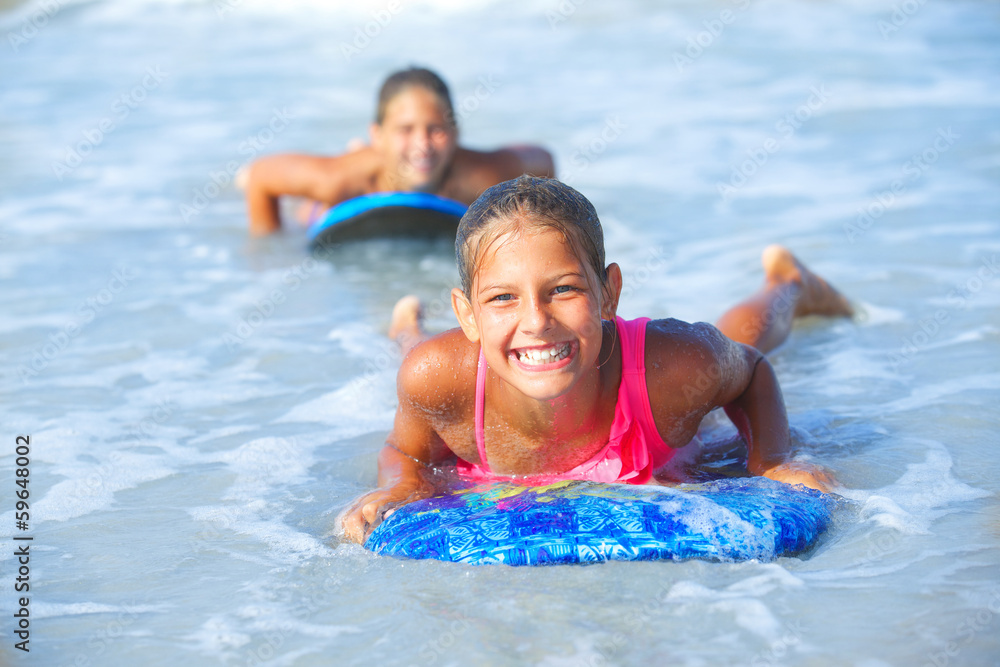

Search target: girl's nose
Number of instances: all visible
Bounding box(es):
[412,127,431,150]
[520,296,554,336]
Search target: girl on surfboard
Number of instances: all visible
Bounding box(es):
[342,176,853,544]
[242,67,554,237]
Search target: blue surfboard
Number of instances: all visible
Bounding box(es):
[365,478,836,566]
[307,192,467,247]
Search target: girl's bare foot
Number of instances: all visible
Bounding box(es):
[761,245,854,318]
[389,295,426,353]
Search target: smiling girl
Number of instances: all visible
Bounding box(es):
[243,67,554,236]
[342,176,853,543]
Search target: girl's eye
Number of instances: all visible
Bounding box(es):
[554,285,576,294]
[490,294,513,302]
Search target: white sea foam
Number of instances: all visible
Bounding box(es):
[666,566,805,640]
[28,452,177,523]
[3,0,999,665]
[184,615,253,659]
[326,321,390,357]
[32,601,167,620]
[278,375,397,428]
[880,373,1000,413]
[189,502,335,562]
[216,437,314,492]
[839,441,990,536]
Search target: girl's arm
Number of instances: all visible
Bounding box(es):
[340,340,459,544]
[244,153,364,236]
[646,320,833,492]
[722,353,790,476]
[244,154,317,236]
[340,441,438,545]
[720,344,834,492]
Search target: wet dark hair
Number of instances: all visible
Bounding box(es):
[375,67,456,127]
[456,176,607,299]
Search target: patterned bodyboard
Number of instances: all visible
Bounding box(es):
[365,478,835,566]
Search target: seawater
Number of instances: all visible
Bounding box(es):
[1,0,998,665]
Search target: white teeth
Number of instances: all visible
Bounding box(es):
[516,343,570,365]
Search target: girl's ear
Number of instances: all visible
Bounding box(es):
[451,288,481,342]
[600,263,623,320]
[368,122,382,149]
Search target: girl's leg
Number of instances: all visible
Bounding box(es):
[714,245,853,354]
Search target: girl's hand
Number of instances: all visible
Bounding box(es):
[341,480,435,545]
[761,461,837,493]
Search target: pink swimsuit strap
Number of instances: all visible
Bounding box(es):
[474,347,491,473]
[470,317,670,483]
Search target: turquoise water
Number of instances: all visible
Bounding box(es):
[2,0,999,665]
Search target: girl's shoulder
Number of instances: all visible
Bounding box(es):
[644,317,730,354]
[397,328,479,417]
[642,318,744,392]
[446,147,528,202]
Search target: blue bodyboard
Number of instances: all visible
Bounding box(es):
[365,478,835,566]
[307,192,467,247]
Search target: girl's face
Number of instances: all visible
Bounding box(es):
[370,86,457,192]
[453,223,620,402]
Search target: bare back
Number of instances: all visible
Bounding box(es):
[246,144,552,236]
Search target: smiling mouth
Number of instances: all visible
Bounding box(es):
[406,154,436,172]
[512,342,572,366]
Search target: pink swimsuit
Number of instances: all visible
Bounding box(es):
[456,317,675,485]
